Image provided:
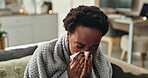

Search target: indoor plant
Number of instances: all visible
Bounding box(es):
[0,24,8,49]
[0,24,7,37]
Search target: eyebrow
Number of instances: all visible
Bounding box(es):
[76,42,99,47]
[76,42,85,46]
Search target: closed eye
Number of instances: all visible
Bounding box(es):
[76,42,85,49]
[89,45,99,51]
[77,45,84,49]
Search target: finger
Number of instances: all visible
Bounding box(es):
[73,52,83,62]
[72,53,84,68]
[87,57,92,74]
[75,55,85,72]
[68,63,79,78]
[73,52,83,60]
[77,63,84,77]
[70,59,74,65]
[83,58,88,73]
[79,56,85,64]
[70,53,84,70]
[70,61,76,69]
[79,59,87,78]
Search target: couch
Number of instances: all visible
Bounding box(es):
[0,42,148,78]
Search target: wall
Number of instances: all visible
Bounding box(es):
[52,0,97,37]
[23,0,36,14]
[72,0,95,8]
[52,0,71,37]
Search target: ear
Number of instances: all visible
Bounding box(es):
[67,32,70,41]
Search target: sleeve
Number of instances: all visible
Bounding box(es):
[51,70,69,78]
[24,54,40,78]
[24,46,48,78]
[24,40,69,78]
[59,70,69,78]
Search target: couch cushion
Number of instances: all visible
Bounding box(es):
[0,45,37,61]
[0,55,32,78]
[106,56,148,78]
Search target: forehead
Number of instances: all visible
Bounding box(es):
[70,26,102,45]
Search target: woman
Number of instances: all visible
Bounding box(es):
[24,5,112,78]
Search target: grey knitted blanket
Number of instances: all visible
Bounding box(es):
[24,35,112,78]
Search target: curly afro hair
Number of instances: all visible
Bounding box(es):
[63,5,109,36]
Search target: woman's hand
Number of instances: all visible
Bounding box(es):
[68,52,92,78]
[68,52,85,78]
[80,53,92,78]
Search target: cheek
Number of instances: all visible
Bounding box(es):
[68,39,79,55]
[90,50,97,55]
[69,43,80,55]
[69,43,75,54]
[89,45,100,55]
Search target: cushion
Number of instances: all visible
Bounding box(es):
[106,56,148,78]
[0,55,32,78]
[0,45,37,61]
[120,35,148,52]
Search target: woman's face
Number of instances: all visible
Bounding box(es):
[67,25,103,55]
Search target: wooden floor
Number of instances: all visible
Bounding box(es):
[100,41,148,70]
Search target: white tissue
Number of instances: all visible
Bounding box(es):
[70,51,90,60]
[84,51,89,57]
[70,52,81,60]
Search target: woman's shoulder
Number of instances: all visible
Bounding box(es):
[37,38,58,51]
[32,39,58,59]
